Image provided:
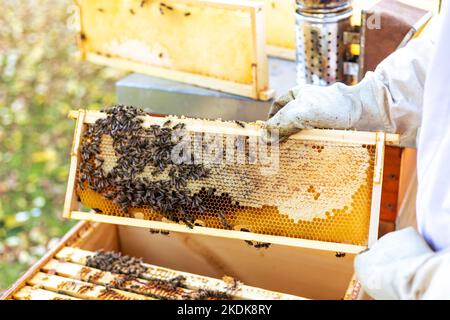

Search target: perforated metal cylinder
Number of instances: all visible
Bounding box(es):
[295,1,353,86]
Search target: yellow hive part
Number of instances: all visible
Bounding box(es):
[77,129,375,246]
[262,0,296,49]
[77,0,255,84]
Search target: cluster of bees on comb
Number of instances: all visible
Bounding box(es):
[77,105,270,249]
[78,105,212,228]
[86,250,237,300]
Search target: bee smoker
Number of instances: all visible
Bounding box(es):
[295,0,356,86]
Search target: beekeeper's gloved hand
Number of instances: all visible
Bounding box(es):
[266,27,436,147]
[355,227,450,300]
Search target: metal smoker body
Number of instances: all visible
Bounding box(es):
[295,0,354,86]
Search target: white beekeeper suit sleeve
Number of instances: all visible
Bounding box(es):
[354,228,450,300]
[356,3,450,300]
[266,20,438,147]
[267,4,450,299]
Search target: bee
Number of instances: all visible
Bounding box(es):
[234,120,246,128]
[129,9,135,15]
[194,289,231,300]
[172,122,185,130]
[97,8,104,12]
[168,275,186,288]
[335,252,346,258]
[161,3,173,10]
[184,12,191,16]
[254,242,271,249]
[80,32,86,41]
[217,211,232,229]
[207,187,215,197]
[92,208,103,214]
[194,220,206,227]
[183,218,194,229]
[160,2,168,8]
[239,228,255,246]
[95,157,104,167]
[140,0,147,8]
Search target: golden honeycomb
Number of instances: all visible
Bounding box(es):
[77,121,376,246]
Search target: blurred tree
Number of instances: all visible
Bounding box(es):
[0,0,126,291]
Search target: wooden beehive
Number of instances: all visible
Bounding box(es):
[75,0,273,100]
[4,106,395,300]
[2,105,402,300]
[63,108,399,255]
[1,221,362,300]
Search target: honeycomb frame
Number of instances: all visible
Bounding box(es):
[75,0,273,100]
[64,110,399,254]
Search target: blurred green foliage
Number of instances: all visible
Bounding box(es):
[0,0,126,291]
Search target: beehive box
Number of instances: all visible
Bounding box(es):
[75,0,272,100]
[64,107,399,255]
[1,221,362,300]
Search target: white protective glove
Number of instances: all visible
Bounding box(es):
[266,22,437,147]
[355,227,450,300]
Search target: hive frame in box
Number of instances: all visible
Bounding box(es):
[64,110,399,255]
[1,222,302,300]
[1,221,363,300]
[0,221,91,300]
[75,0,273,100]
[262,0,296,60]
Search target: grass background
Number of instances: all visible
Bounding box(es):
[0,0,126,292]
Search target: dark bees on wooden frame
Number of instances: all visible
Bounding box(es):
[76,105,222,230]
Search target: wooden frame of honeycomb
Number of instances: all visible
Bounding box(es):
[63,109,399,255]
[75,0,273,100]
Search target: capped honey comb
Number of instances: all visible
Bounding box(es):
[67,107,387,248]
